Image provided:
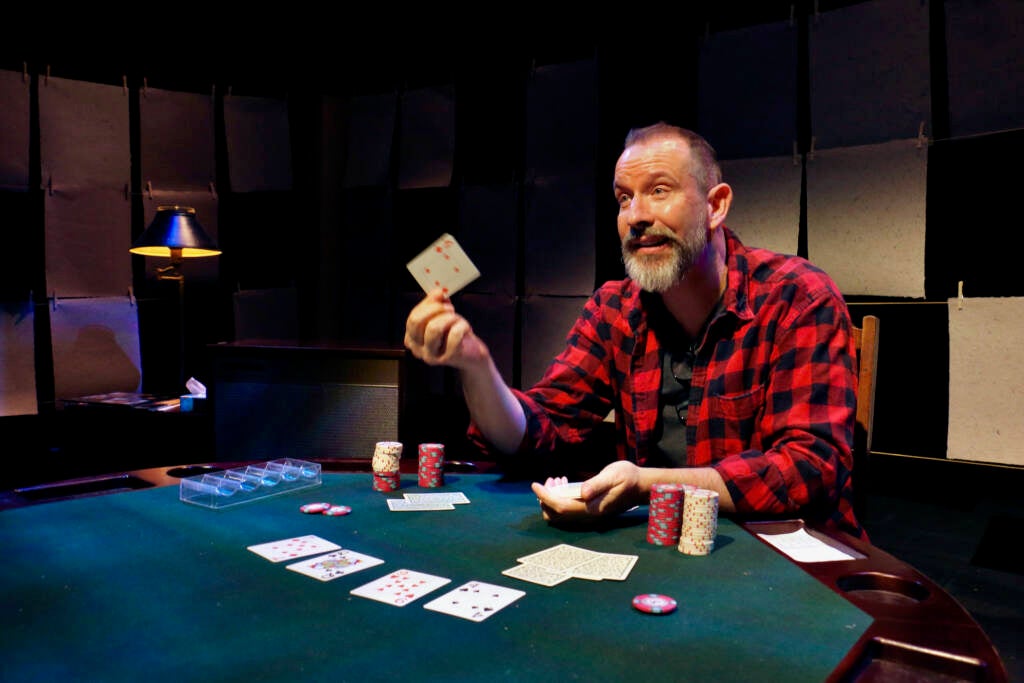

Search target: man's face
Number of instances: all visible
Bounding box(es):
[614,137,710,293]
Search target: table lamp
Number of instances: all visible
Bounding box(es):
[130,205,221,389]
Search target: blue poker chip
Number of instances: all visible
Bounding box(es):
[632,593,677,615]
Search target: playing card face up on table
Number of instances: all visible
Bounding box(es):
[423,581,526,622]
[349,569,451,607]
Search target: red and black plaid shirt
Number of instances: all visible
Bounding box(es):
[470,227,864,540]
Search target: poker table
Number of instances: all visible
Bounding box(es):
[0,463,1008,683]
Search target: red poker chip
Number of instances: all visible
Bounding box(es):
[632,593,677,615]
[323,505,352,516]
[300,502,331,514]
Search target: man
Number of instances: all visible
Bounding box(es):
[405,122,864,540]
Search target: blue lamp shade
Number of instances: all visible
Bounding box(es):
[130,205,221,258]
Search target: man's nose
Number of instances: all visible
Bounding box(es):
[624,195,653,231]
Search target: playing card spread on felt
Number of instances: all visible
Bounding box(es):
[247,535,341,563]
[386,498,455,512]
[406,233,480,296]
[403,492,470,505]
[515,543,604,572]
[501,562,573,587]
[286,549,385,581]
[570,552,639,581]
[423,580,525,622]
[350,569,451,606]
[506,543,639,585]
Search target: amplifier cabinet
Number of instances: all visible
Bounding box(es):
[209,343,405,463]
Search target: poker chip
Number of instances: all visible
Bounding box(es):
[373,471,402,492]
[300,502,331,514]
[417,443,446,488]
[646,483,685,546]
[323,505,352,516]
[632,593,677,615]
[678,488,720,556]
[372,441,403,474]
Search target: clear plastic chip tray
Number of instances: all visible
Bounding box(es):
[179,458,322,509]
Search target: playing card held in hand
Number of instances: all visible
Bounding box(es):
[406,233,480,296]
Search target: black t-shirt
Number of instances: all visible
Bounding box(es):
[648,346,695,467]
[645,293,722,468]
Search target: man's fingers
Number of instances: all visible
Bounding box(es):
[421,313,455,357]
[533,481,589,519]
[579,471,610,501]
[406,291,455,341]
[532,482,563,511]
[438,318,474,362]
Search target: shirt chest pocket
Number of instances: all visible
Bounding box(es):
[699,384,766,454]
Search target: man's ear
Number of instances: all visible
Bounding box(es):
[707,183,733,229]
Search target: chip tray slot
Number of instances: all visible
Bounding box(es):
[179,458,321,509]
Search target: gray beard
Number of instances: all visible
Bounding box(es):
[622,225,708,293]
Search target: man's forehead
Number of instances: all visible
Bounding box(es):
[616,136,691,175]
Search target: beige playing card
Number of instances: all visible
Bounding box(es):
[406,233,480,296]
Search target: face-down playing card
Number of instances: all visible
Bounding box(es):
[405,233,480,296]
[423,580,525,622]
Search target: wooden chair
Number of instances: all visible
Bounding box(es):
[851,315,880,524]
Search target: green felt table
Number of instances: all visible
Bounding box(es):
[0,471,872,682]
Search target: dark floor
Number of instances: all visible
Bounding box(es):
[863,463,1024,683]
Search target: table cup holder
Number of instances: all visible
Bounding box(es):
[836,571,930,605]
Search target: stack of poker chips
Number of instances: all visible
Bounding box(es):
[371,441,403,492]
[646,483,686,545]
[678,488,720,556]
[417,443,446,488]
